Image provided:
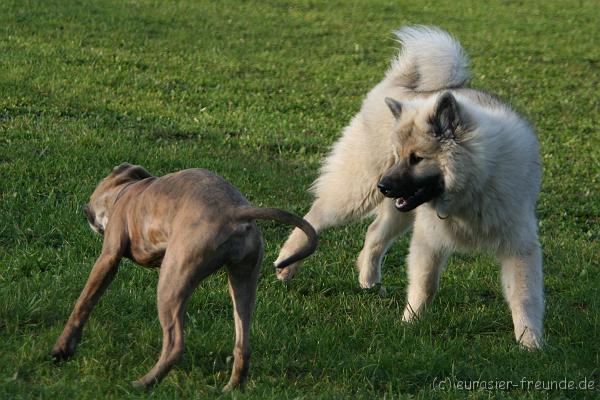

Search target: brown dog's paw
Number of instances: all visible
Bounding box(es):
[131,380,150,390]
[51,332,81,361]
[51,344,74,361]
[222,382,243,393]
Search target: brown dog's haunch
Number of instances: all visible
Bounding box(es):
[51,163,317,390]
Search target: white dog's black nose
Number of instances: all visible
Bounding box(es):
[377,181,393,196]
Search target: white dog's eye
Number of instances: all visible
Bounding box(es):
[409,152,424,165]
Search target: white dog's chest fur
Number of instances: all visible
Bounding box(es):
[416,205,516,255]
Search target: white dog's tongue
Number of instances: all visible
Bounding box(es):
[395,197,408,208]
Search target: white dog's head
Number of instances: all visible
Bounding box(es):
[378,92,473,214]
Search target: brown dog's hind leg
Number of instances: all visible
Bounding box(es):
[132,246,219,389]
[52,251,121,361]
[222,247,262,392]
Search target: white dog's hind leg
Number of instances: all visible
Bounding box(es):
[357,199,413,288]
[500,244,544,349]
[402,227,449,322]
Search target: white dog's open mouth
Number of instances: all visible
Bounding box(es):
[396,198,407,208]
[394,184,440,212]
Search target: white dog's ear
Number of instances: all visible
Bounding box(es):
[385,97,402,119]
[432,92,462,140]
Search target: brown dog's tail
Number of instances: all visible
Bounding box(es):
[232,207,317,269]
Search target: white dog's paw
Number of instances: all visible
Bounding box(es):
[359,281,388,298]
[357,258,381,290]
[517,328,544,350]
[274,231,308,282]
[401,306,420,323]
[275,262,298,282]
[358,274,379,289]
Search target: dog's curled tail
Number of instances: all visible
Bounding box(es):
[232,207,317,269]
[387,25,469,92]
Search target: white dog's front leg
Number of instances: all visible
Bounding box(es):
[500,244,544,349]
[402,228,449,322]
[276,116,391,282]
[275,200,337,281]
[357,199,413,288]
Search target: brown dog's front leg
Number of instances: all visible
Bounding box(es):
[52,252,121,361]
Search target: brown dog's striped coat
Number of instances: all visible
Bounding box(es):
[52,163,316,390]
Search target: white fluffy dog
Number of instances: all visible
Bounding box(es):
[275,26,544,349]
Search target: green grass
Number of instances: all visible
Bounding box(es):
[1,0,599,398]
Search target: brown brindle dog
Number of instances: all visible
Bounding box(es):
[51,163,317,390]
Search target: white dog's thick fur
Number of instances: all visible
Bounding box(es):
[275,26,544,349]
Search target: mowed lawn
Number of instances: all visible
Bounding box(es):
[1,0,599,398]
